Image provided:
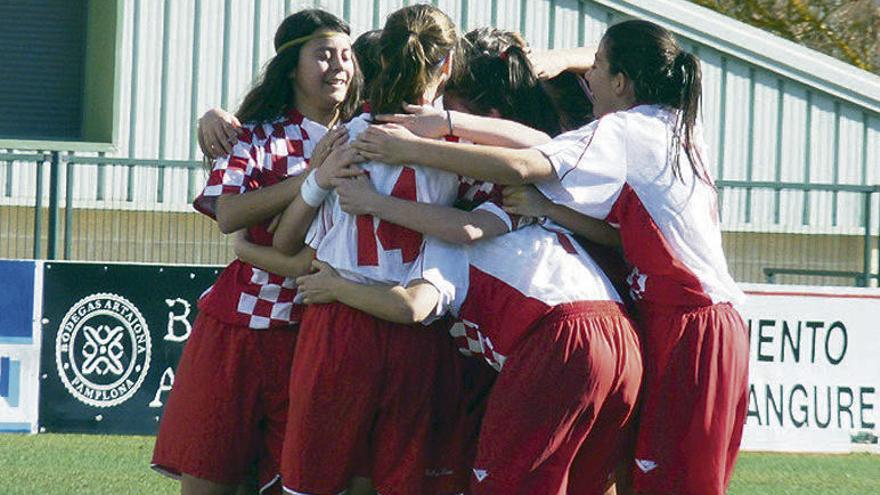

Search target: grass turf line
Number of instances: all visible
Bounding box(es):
[0,434,877,494]
[0,434,176,495]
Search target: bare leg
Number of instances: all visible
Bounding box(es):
[234,479,259,495]
[613,461,634,495]
[181,474,239,495]
[347,476,376,495]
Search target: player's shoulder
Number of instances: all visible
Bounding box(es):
[558,107,637,149]
[594,108,636,133]
[618,104,676,132]
[237,116,287,146]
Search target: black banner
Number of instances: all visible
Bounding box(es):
[39,262,221,434]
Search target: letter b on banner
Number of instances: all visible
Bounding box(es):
[164,298,192,342]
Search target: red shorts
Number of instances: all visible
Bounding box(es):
[632,302,749,495]
[426,348,497,495]
[280,302,459,495]
[471,301,643,495]
[152,312,297,493]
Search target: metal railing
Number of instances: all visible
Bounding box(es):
[2,151,879,287]
[716,179,880,287]
[1,150,227,265]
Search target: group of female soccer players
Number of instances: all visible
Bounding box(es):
[152,5,749,495]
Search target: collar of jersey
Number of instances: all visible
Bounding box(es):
[283,107,306,125]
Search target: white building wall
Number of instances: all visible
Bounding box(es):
[2,0,878,234]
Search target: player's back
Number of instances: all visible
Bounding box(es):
[307,113,460,285]
[537,104,742,307]
[415,223,624,371]
[609,105,742,306]
[458,223,623,359]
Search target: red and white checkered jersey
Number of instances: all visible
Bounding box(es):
[406,223,622,371]
[193,109,327,329]
[455,176,534,233]
[306,113,483,285]
[535,104,744,307]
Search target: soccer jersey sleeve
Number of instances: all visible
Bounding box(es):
[472,200,536,233]
[193,128,259,220]
[473,201,514,231]
[404,236,469,324]
[533,114,627,220]
[304,195,337,250]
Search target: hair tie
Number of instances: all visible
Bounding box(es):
[276,31,349,54]
[499,46,513,61]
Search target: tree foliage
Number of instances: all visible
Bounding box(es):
[689,0,879,74]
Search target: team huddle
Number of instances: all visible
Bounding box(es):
[151,5,749,495]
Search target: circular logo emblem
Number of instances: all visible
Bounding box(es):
[55,293,151,408]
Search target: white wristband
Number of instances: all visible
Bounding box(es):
[300,170,330,207]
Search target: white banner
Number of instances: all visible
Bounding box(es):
[0,343,40,433]
[0,260,41,434]
[739,283,880,453]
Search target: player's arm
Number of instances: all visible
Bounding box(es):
[374,104,551,148]
[528,47,596,78]
[214,177,304,234]
[232,230,316,278]
[272,194,322,256]
[296,260,441,324]
[335,176,510,245]
[273,134,365,255]
[353,124,555,185]
[544,204,620,247]
[443,110,550,147]
[502,185,621,247]
[213,126,350,234]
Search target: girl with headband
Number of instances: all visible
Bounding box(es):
[268,7,465,494]
[151,10,363,495]
[197,29,382,159]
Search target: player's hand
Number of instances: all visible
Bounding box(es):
[198,108,241,158]
[373,103,448,138]
[528,47,596,79]
[528,49,568,80]
[353,123,419,165]
[231,229,251,258]
[311,125,349,171]
[315,143,366,189]
[296,260,342,304]
[502,185,552,218]
[336,175,382,216]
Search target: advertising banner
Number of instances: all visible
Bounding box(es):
[0,259,40,433]
[739,283,880,453]
[38,262,220,435]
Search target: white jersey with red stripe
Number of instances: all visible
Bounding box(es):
[192,109,326,329]
[535,104,744,307]
[407,223,622,371]
[306,113,462,285]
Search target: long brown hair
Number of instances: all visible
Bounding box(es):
[370,5,458,115]
[236,9,362,124]
[445,27,563,136]
[353,29,382,100]
[603,20,708,183]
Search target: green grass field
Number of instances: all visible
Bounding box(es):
[0,434,877,494]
